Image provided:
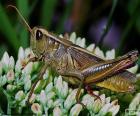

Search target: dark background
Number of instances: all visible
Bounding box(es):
[0,0,140,59]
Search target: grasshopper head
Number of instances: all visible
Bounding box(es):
[7,5,49,58]
[30,27,48,57]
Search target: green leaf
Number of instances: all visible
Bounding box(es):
[16,0,30,48]
[40,0,57,28]
[0,4,20,53]
[16,0,29,18]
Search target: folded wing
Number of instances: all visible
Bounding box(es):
[96,71,136,92]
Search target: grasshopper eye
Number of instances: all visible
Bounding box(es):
[36,30,43,40]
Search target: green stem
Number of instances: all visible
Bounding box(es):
[0,87,12,115]
[98,0,118,47]
[7,102,11,115]
[0,106,4,114]
[40,0,57,28]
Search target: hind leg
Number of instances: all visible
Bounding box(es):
[58,69,86,107]
[85,85,101,101]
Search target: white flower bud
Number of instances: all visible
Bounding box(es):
[6,84,16,92]
[100,94,106,106]
[25,48,31,57]
[70,32,76,43]
[43,70,49,80]
[55,76,68,99]
[24,78,31,91]
[92,99,102,113]
[45,82,53,94]
[15,90,25,101]
[61,81,68,98]
[82,94,94,110]
[2,52,9,71]
[70,104,83,116]
[81,38,86,48]
[108,105,120,116]
[94,47,105,59]
[25,48,34,59]
[9,56,15,69]
[19,99,26,107]
[55,76,63,96]
[127,65,138,74]
[64,89,83,110]
[82,92,103,114]
[53,99,63,107]
[76,37,82,46]
[15,60,22,72]
[22,62,33,75]
[59,34,63,38]
[39,90,47,105]
[54,77,57,85]
[53,107,63,116]
[7,69,14,83]
[2,52,9,65]
[46,91,56,100]
[98,103,111,115]
[18,47,25,60]
[0,75,7,86]
[23,75,31,87]
[76,37,85,47]
[105,97,111,104]
[31,103,42,115]
[47,99,54,108]
[86,44,95,52]
[129,93,140,110]
[105,49,115,60]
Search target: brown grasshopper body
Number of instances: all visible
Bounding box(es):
[8,5,139,104]
[31,27,138,93]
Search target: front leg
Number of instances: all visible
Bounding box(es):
[27,63,48,103]
[22,53,45,70]
[21,56,38,70]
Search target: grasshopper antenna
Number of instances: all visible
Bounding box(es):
[7,5,34,36]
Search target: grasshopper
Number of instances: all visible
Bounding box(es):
[8,5,139,104]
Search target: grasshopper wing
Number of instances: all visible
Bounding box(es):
[67,46,104,70]
[96,71,136,92]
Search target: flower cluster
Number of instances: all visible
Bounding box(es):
[0,32,138,115]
